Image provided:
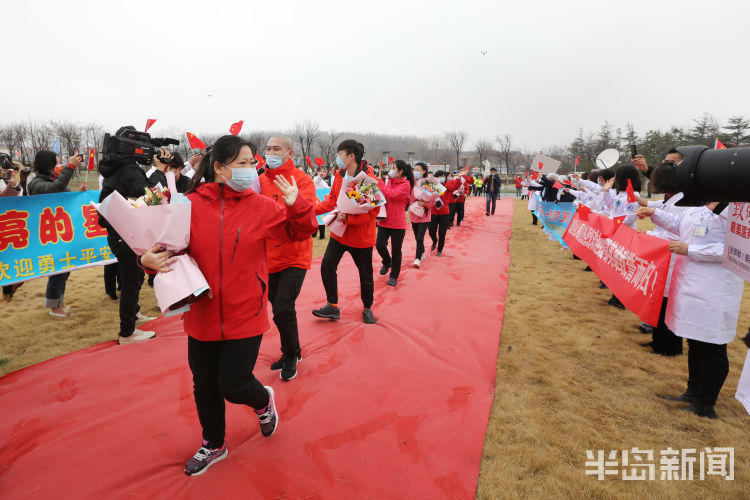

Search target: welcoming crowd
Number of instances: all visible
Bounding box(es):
[519,150,747,421]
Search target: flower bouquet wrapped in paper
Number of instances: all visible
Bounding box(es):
[324,171,386,237]
[409,176,444,217]
[96,172,210,316]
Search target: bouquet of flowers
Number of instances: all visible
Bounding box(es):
[323,172,386,237]
[409,176,445,218]
[96,172,210,316]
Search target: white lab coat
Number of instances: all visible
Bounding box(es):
[651,205,744,344]
[646,193,685,297]
[313,175,329,189]
[736,350,750,415]
[527,180,541,212]
[602,190,638,229]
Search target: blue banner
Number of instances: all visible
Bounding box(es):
[315,187,332,225]
[538,200,577,248]
[0,191,114,286]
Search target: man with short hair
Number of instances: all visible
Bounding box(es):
[260,135,318,381]
[484,168,501,216]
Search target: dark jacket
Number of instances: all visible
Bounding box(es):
[27,165,75,195]
[148,169,190,193]
[98,158,157,230]
[539,175,558,202]
[485,173,502,195]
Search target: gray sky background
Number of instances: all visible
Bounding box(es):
[4,0,749,150]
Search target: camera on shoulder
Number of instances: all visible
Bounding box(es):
[102,125,180,166]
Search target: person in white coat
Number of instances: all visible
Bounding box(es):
[637,200,744,419]
[526,176,542,225]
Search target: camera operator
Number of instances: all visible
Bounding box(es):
[148,151,190,193]
[98,126,158,345]
[0,154,22,197]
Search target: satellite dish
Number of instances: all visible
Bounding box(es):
[595,148,620,169]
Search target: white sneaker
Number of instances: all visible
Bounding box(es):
[136,312,156,323]
[118,329,156,345]
[413,259,421,269]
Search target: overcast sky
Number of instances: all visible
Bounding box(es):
[5,0,749,150]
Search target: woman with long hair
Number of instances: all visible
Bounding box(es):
[375,159,414,286]
[410,162,432,268]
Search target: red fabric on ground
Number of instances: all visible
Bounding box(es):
[0,198,513,499]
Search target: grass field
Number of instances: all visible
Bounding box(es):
[1,197,748,498]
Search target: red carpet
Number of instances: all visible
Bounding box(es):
[0,197,513,499]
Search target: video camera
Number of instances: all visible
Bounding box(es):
[101,128,180,166]
[674,145,750,206]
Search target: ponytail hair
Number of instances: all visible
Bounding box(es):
[187,135,256,194]
[393,159,414,189]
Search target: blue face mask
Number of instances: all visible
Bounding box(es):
[222,165,258,192]
[414,171,422,180]
[388,170,397,179]
[335,156,346,169]
[265,154,284,169]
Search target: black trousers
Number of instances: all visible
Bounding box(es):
[455,202,465,226]
[531,212,538,225]
[268,267,307,359]
[313,224,326,239]
[320,237,374,308]
[375,226,406,279]
[449,202,457,225]
[686,338,729,407]
[652,297,683,355]
[428,213,450,252]
[188,335,269,449]
[104,261,121,296]
[411,222,429,260]
[486,192,498,214]
[107,233,143,337]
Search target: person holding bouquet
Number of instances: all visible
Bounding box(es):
[141,135,317,476]
[312,140,380,324]
[410,162,433,268]
[375,160,414,287]
[428,170,463,256]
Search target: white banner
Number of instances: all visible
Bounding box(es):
[723,202,750,283]
[530,153,561,174]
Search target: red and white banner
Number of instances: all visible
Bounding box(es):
[723,202,750,283]
[563,205,671,325]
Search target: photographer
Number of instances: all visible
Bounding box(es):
[98,126,159,344]
[0,154,22,197]
[148,151,190,193]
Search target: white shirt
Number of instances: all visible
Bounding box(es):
[313,175,329,189]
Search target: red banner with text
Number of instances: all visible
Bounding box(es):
[563,206,671,325]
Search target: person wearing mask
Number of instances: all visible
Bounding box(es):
[473,176,483,197]
[428,170,463,256]
[409,162,433,268]
[485,168,501,216]
[26,151,86,318]
[141,135,317,475]
[260,135,317,381]
[312,166,330,240]
[98,126,159,344]
[376,160,414,287]
[312,140,380,324]
[514,175,523,197]
[448,171,459,227]
[453,169,473,227]
[637,200,743,419]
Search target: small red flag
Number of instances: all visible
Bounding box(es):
[379,161,384,167]
[714,138,727,149]
[314,157,325,167]
[552,180,563,190]
[531,172,539,180]
[229,120,244,136]
[254,153,266,168]
[578,203,591,221]
[305,155,312,167]
[145,119,157,132]
[186,132,207,150]
[575,156,580,168]
[613,216,626,226]
[538,161,543,170]
[87,148,96,171]
[387,156,394,164]
[626,179,637,203]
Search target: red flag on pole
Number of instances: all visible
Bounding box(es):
[229,120,244,136]
[388,156,394,164]
[145,119,157,132]
[626,179,637,203]
[552,180,563,190]
[254,154,266,168]
[314,157,325,167]
[87,148,96,171]
[305,155,312,167]
[575,156,580,168]
[714,138,727,149]
[379,161,384,167]
[186,132,207,150]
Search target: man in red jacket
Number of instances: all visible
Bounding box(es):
[260,135,317,381]
[429,170,463,256]
[312,140,379,324]
[454,170,473,227]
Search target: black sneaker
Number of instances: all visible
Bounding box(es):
[363,308,376,324]
[184,444,228,476]
[583,266,592,272]
[257,386,279,436]
[659,391,694,403]
[379,265,390,276]
[271,354,302,371]
[607,296,625,309]
[281,356,298,381]
[312,304,340,320]
[639,323,654,334]
[682,403,717,419]
[437,251,442,257]
[386,277,397,287]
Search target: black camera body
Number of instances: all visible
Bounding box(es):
[101,129,180,166]
[674,145,750,206]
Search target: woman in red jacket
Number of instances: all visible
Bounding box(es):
[428,170,463,256]
[141,135,317,477]
[375,160,414,287]
[410,162,433,268]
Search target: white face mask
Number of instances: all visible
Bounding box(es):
[221,165,258,192]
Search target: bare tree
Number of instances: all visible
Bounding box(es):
[27,120,54,158]
[52,120,83,157]
[444,130,467,170]
[495,134,514,176]
[474,138,494,166]
[245,130,270,154]
[292,120,320,172]
[317,129,342,166]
